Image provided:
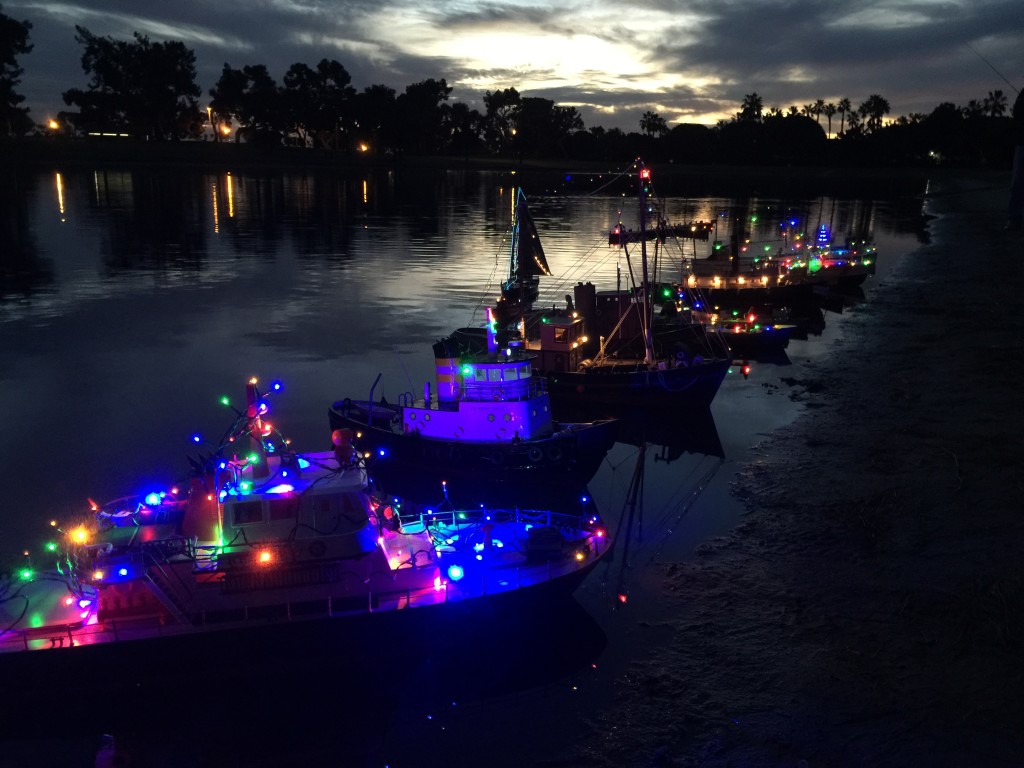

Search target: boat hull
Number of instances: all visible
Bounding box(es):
[328,401,617,488]
[541,357,732,415]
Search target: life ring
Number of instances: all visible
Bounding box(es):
[528,447,544,463]
[309,541,327,558]
[546,446,564,463]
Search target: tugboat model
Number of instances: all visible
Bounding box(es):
[329,308,618,489]
[0,379,609,653]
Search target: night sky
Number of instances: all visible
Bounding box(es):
[6,0,1023,132]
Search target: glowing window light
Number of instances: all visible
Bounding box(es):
[389,557,401,569]
[297,458,310,469]
[447,564,465,582]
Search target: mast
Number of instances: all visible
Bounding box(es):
[637,162,655,365]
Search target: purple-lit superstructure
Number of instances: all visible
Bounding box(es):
[328,311,618,494]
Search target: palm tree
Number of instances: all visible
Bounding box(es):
[823,102,837,137]
[984,90,1007,117]
[801,103,814,119]
[739,93,764,122]
[837,98,852,136]
[813,98,825,125]
[639,110,668,137]
[858,94,890,133]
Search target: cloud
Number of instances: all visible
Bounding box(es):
[6,0,1024,131]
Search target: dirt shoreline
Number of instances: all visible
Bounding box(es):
[571,171,1023,767]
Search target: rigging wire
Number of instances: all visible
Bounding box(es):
[966,43,1020,94]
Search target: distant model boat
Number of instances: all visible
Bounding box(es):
[682,222,877,301]
[328,313,618,495]
[0,379,610,656]
[684,295,797,357]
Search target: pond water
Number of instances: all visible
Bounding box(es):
[0,162,930,765]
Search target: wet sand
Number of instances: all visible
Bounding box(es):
[570,170,1024,767]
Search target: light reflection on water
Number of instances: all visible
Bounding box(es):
[0,164,929,761]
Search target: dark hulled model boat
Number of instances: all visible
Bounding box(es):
[329,312,618,495]
[521,160,733,416]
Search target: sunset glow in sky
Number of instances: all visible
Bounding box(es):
[7,0,1023,132]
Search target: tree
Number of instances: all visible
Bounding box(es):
[281,59,354,149]
[511,96,583,158]
[858,94,890,133]
[352,84,397,154]
[983,90,1007,118]
[209,63,284,144]
[395,78,452,155]
[442,101,484,156]
[639,110,668,137]
[823,102,837,137]
[63,26,202,140]
[962,99,985,119]
[813,99,825,125]
[0,3,32,136]
[738,93,763,122]
[483,87,521,152]
[837,98,852,136]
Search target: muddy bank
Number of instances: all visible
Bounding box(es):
[569,171,1023,767]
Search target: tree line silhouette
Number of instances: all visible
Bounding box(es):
[0,6,1016,167]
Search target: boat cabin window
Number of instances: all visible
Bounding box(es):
[232,501,263,526]
[554,327,568,344]
[268,496,300,521]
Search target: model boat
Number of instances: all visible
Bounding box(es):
[329,312,618,499]
[0,378,610,656]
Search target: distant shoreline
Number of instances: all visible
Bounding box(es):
[2,136,1005,198]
